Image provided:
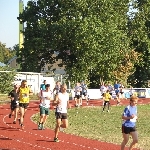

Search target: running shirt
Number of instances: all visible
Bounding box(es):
[8,90,19,105]
[100,85,107,94]
[81,84,87,94]
[103,93,111,101]
[55,85,61,94]
[19,87,30,103]
[107,85,113,93]
[39,91,52,108]
[40,84,46,90]
[56,92,69,113]
[122,105,137,127]
[74,86,82,95]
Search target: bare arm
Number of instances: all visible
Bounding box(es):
[52,95,59,106]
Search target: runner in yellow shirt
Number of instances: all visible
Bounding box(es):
[102,90,111,112]
[18,80,33,129]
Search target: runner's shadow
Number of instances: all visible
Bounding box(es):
[0,137,12,140]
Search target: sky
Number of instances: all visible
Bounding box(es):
[0,0,28,48]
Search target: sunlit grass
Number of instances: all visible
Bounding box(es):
[32,105,150,150]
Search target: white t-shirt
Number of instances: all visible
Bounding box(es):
[100,85,107,94]
[74,86,82,95]
[56,92,69,113]
[39,91,52,108]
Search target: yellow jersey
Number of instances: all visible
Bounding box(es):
[19,87,30,103]
[104,93,111,101]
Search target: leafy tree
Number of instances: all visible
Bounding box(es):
[0,66,16,94]
[18,0,141,87]
[127,0,150,87]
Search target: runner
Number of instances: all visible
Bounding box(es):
[121,96,138,150]
[74,83,82,107]
[102,90,111,112]
[8,84,20,124]
[114,81,120,105]
[100,82,107,106]
[80,81,88,105]
[53,81,61,95]
[38,84,52,130]
[18,80,33,129]
[52,84,70,142]
[40,80,47,91]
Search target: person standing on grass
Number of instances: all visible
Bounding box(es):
[114,81,120,105]
[18,80,33,129]
[102,90,111,112]
[38,84,53,130]
[121,96,138,150]
[8,84,20,124]
[100,82,107,105]
[52,84,71,142]
[74,82,82,107]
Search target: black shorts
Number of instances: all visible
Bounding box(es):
[109,93,112,96]
[19,103,29,109]
[82,92,87,96]
[55,112,67,119]
[75,95,81,99]
[122,126,136,134]
[10,104,19,111]
[120,92,124,94]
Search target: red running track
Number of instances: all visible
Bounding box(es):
[0,98,149,150]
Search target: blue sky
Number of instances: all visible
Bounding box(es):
[0,0,28,48]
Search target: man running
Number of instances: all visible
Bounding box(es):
[74,83,82,107]
[52,84,70,142]
[18,80,33,129]
[80,81,88,105]
[121,96,138,150]
[38,84,52,130]
[8,84,20,124]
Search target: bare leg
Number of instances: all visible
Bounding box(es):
[129,131,138,150]
[121,133,129,150]
[14,107,19,121]
[54,119,61,138]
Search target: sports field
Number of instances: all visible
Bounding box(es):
[32,102,150,150]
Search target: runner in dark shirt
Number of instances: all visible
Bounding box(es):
[8,84,20,124]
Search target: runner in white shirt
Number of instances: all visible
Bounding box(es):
[52,84,71,142]
[38,84,52,130]
[100,82,107,105]
[74,83,82,107]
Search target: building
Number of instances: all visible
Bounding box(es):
[7,54,65,75]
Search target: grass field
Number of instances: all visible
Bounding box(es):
[32,104,150,150]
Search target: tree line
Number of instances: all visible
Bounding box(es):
[17,0,150,88]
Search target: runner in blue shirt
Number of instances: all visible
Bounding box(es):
[121,96,138,150]
[40,80,46,91]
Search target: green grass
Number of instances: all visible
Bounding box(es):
[32,105,150,150]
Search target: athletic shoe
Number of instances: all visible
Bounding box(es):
[38,123,42,130]
[54,137,59,142]
[9,114,11,118]
[102,110,104,112]
[13,121,16,124]
[107,110,110,113]
[20,124,24,130]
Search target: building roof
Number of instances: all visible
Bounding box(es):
[0,62,6,66]
[7,56,17,65]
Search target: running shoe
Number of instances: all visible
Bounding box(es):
[54,137,59,142]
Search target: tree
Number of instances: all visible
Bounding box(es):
[0,67,16,94]
[18,0,140,87]
[127,0,150,87]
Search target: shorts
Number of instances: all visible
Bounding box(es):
[40,106,50,115]
[122,126,136,134]
[82,92,87,96]
[55,112,67,119]
[19,103,29,109]
[10,104,19,111]
[120,92,124,94]
[109,93,112,96]
[75,95,81,99]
